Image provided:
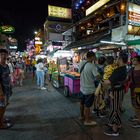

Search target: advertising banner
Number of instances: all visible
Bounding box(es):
[128,3,140,36]
[128,3,140,26]
[48,5,72,19]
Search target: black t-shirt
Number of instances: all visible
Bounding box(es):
[109,66,127,86]
[0,64,10,96]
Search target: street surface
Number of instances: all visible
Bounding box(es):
[0,73,139,140]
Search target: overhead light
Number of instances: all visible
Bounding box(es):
[34,31,38,34]
[100,46,116,50]
[100,40,126,45]
[78,47,82,50]
[86,0,110,16]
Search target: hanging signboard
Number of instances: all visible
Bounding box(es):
[48,5,72,19]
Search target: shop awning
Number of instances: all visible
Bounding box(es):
[126,39,140,46]
[48,49,60,57]
[64,29,111,50]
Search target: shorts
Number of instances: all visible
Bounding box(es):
[80,92,94,108]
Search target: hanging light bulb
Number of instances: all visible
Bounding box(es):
[76,3,79,7]
[79,0,82,4]
[81,6,85,10]
[120,1,126,15]
[87,0,90,4]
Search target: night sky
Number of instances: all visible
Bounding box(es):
[0,0,71,50]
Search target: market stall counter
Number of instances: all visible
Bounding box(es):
[64,72,80,97]
[52,71,65,88]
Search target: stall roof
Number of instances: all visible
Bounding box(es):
[48,49,60,57]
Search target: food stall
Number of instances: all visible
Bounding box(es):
[51,57,67,88]
[50,50,81,97]
[51,50,73,88]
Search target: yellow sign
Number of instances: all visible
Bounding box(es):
[48,5,72,19]
[86,0,110,16]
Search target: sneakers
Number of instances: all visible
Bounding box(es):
[99,112,107,118]
[84,121,97,126]
[40,87,46,90]
[129,115,138,122]
[104,127,119,136]
[131,121,140,128]
[19,80,23,86]
[92,109,98,114]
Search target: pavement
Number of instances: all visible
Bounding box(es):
[0,73,140,140]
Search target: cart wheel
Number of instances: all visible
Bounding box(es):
[64,86,69,97]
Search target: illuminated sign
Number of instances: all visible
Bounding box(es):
[128,25,140,36]
[86,0,110,16]
[0,25,15,34]
[35,41,43,45]
[128,3,140,26]
[48,5,72,19]
[9,46,17,49]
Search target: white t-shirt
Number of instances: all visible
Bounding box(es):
[7,62,14,74]
[36,62,44,72]
[79,60,99,95]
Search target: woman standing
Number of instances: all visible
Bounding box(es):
[35,59,46,90]
[130,55,140,128]
[15,57,25,86]
[103,52,128,136]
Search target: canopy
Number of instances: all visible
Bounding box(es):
[127,39,140,46]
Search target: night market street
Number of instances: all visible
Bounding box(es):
[0,74,140,140]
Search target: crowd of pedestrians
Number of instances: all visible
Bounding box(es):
[79,50,140,137]
[0,47,140,138]
[0,48,49,129]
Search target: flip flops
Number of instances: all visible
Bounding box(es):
[0,122,13,129]
[3,117,11,123]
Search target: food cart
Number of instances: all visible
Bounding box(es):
[63,72,80,97]
[51,57,67,88]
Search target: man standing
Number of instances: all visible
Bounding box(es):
[79,51,99,126]
[0,48,13,129]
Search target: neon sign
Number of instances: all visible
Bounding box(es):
[0,25,15,34]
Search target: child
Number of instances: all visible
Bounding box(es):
[95,56,118,115]
[95,56,117,95]
[103,56,118,81]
